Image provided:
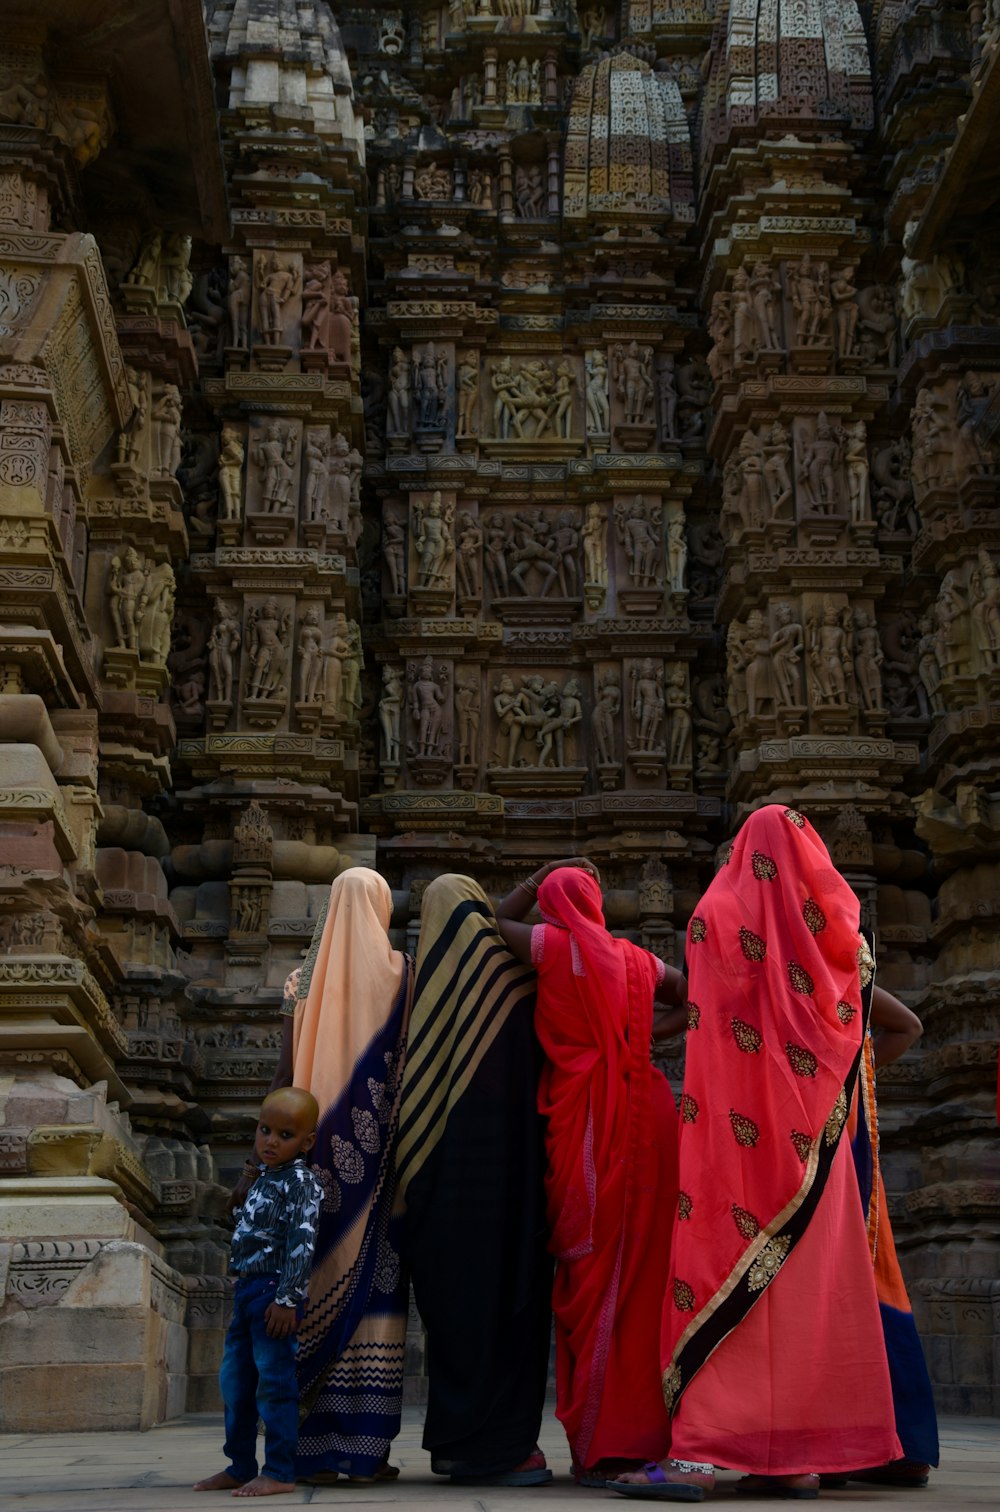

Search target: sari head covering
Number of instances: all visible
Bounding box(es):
[663,804,877,1425]
[286,867,410,1480]
[534,865,676,1470]
[396,875,551,1478]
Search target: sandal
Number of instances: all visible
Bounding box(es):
[611,1460,715,1501]
[450,1447,553,1487]
[735,1474,820,1500]
[849,1461,931,1488]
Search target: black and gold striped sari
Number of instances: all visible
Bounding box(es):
[397,874,552,1478]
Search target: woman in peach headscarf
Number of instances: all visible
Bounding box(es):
[271,868,411,1484]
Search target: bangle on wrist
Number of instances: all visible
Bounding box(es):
[517,876,538,897]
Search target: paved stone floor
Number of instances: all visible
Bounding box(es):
[0,1409,995,1510]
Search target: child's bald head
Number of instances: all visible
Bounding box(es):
[255,1086,319,1167]
[261,1086,318,1130]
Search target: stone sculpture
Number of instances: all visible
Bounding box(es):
[593,668,620,765]
[615,496,662,587]
[254,424,296,513]
[631,658,665,751]
[207,599,242,704]
[455,670,481,767]
[456,352,479,437]
[387,346,411,436]
[413,491,455,588]
[297,607,325,703]
[585,349,611,433]
[409,656,447,756]
[612,341,654,425]
[379,665,403,764]
[107,547,148,652]
[151,383,183,478]
[218,426,245,522]
[245,598,291,700]
[256,253,299,345]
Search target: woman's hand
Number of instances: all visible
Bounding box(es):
[540,856,601,886]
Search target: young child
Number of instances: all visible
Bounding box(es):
[195,1086,323,1498]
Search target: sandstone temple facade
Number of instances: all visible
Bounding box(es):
[0,0,997,1428]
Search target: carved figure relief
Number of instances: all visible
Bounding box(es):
[630,658,665,752]
[207,599,241,705]
[253,423,297,513]
[872,440,917,535]
[296,607,325,703]
[408,657,448,758]
[413,343,449,430]
[806,599,853,708]
[585,349,611,433]
[227,255,251,347]
[853,608,884,711]
[387,346,411,437]
[614,496,662,587]
[455,511,483,599]
[514,164,546,218]
[787,253,831,346]
[107,547,148,653]
[116,367,148,470]
[488,357,574,440]
[383,511,406,596]
[970,547,1000,671]
[413,491,455,588]
[593,667,620,765]
[455,669,481,767]
[665,665,692,768]
[582,502,608,589]
[379,665,403,765]
[218,426,245,522]
[256,252,300,346]
[245,598,292,701]
[769,603,805,711]
[612,341,654,425]
[456,352,479,437]
[797,413,847,515]
[151,383,182,478]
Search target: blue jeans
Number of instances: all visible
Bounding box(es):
[220,1275,299,1484]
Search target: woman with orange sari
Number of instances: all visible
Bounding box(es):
[496,858,687,1486]
[614,805,903,1502]
[271,868,411,1483]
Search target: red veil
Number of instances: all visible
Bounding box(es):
[663,805,899,1475]
[534,868,677,1470]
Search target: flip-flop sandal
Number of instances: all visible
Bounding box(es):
[450,1466,553,1486]
[735,1475,820,1499]
[611,1463,713,1501]
[451,1449,553,1487]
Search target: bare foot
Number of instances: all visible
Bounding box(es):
[232,1475,296,1497]
[193,1471,247,1492]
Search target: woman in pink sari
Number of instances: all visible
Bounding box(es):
[497,858,687,1485]
[614,806,904,1502]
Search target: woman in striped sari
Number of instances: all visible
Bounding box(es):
[271,867,411,1484]
[396,873,553,1487]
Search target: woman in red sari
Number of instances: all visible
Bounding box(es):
[614,805,903,1502]
[497,858,687,1485]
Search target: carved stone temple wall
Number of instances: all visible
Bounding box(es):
[0,0,996,1429]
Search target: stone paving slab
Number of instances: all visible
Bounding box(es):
[0,1410,995,1510]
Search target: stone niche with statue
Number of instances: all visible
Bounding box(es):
[0,0,997,1430]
